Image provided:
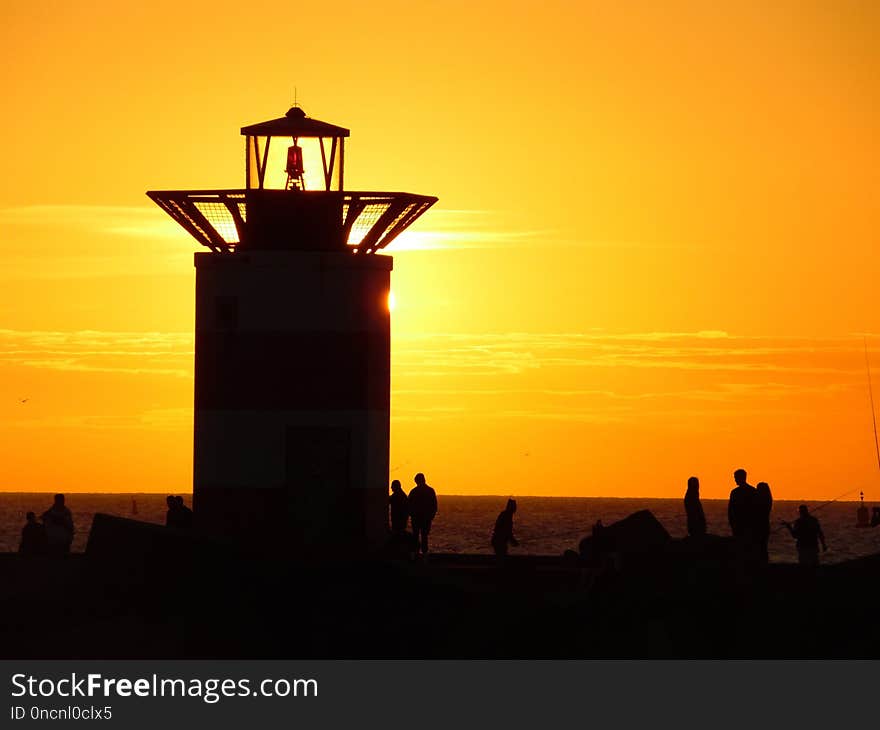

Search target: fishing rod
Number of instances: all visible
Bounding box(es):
[805,486,862,515]
[771,339,879,524]
[772,340,880,529]
[865,337,880,482]
[767,485,862,535]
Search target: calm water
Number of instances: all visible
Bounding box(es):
[2,493,879,564]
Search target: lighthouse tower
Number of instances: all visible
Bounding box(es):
[148,106,436,555]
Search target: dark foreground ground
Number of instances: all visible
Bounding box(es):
[3,516,880,658]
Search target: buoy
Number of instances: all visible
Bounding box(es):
[857,491,870,527]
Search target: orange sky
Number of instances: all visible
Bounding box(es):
[1,1,879,500]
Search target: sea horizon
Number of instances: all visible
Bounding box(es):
[0,489,863,503]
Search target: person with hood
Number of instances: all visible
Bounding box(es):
[755,481,773,563]
[684,476,707,538]
[388,480,409,535]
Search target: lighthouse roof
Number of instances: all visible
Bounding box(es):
[240,107,350,138]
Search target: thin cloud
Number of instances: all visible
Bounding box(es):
[2,407,192,432]
[0,327,871,397]
[0,327,869,436]
[0,204,183,240]
[392,382,855,402]
[1,204,706,255]
[0,205,197,280]
[389,207,554,251]
[0,330,193,378]
[392,331,870,377]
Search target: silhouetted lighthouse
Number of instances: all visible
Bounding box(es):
[148,105,436,554]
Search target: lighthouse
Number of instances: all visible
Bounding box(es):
[148,105,436,555]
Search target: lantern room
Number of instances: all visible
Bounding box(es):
[242,106,348,192]
[147,106,436,255]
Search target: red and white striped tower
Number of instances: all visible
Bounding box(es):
[148,106,436,555]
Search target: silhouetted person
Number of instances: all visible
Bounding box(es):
[491,498,519,561]
[174,496,193,528]
[42,494,73,555]
[580,519,618,591]
[728,469,760,579]
[166,495,181,527]
[684,476,706,538]
[755,481,773,563]
[781,505,827,568]
[388,480,409,534]
[578,519,610,561]
[408,473,437,556]
[166,495,193,528]
[19,512,47,555]
[727,468,757,539]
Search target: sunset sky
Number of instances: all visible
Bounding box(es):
[1,1,879,500]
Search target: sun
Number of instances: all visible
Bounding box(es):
[388,290,397,312]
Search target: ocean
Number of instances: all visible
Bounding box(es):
[2,492,879,563]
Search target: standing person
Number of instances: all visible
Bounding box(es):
[408,473,437,557]
[388,480,409,535]
[491,498,520,562]
[684,476,707,538]
[19,512,48,555]
[728,469,759,578]
[727,469,757,539]
[781,505,827,568]
[755,481,773,563]
[42,494,74,555]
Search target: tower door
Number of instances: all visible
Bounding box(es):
[285,426,351,554]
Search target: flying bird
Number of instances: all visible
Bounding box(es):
[19,398,29,404]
